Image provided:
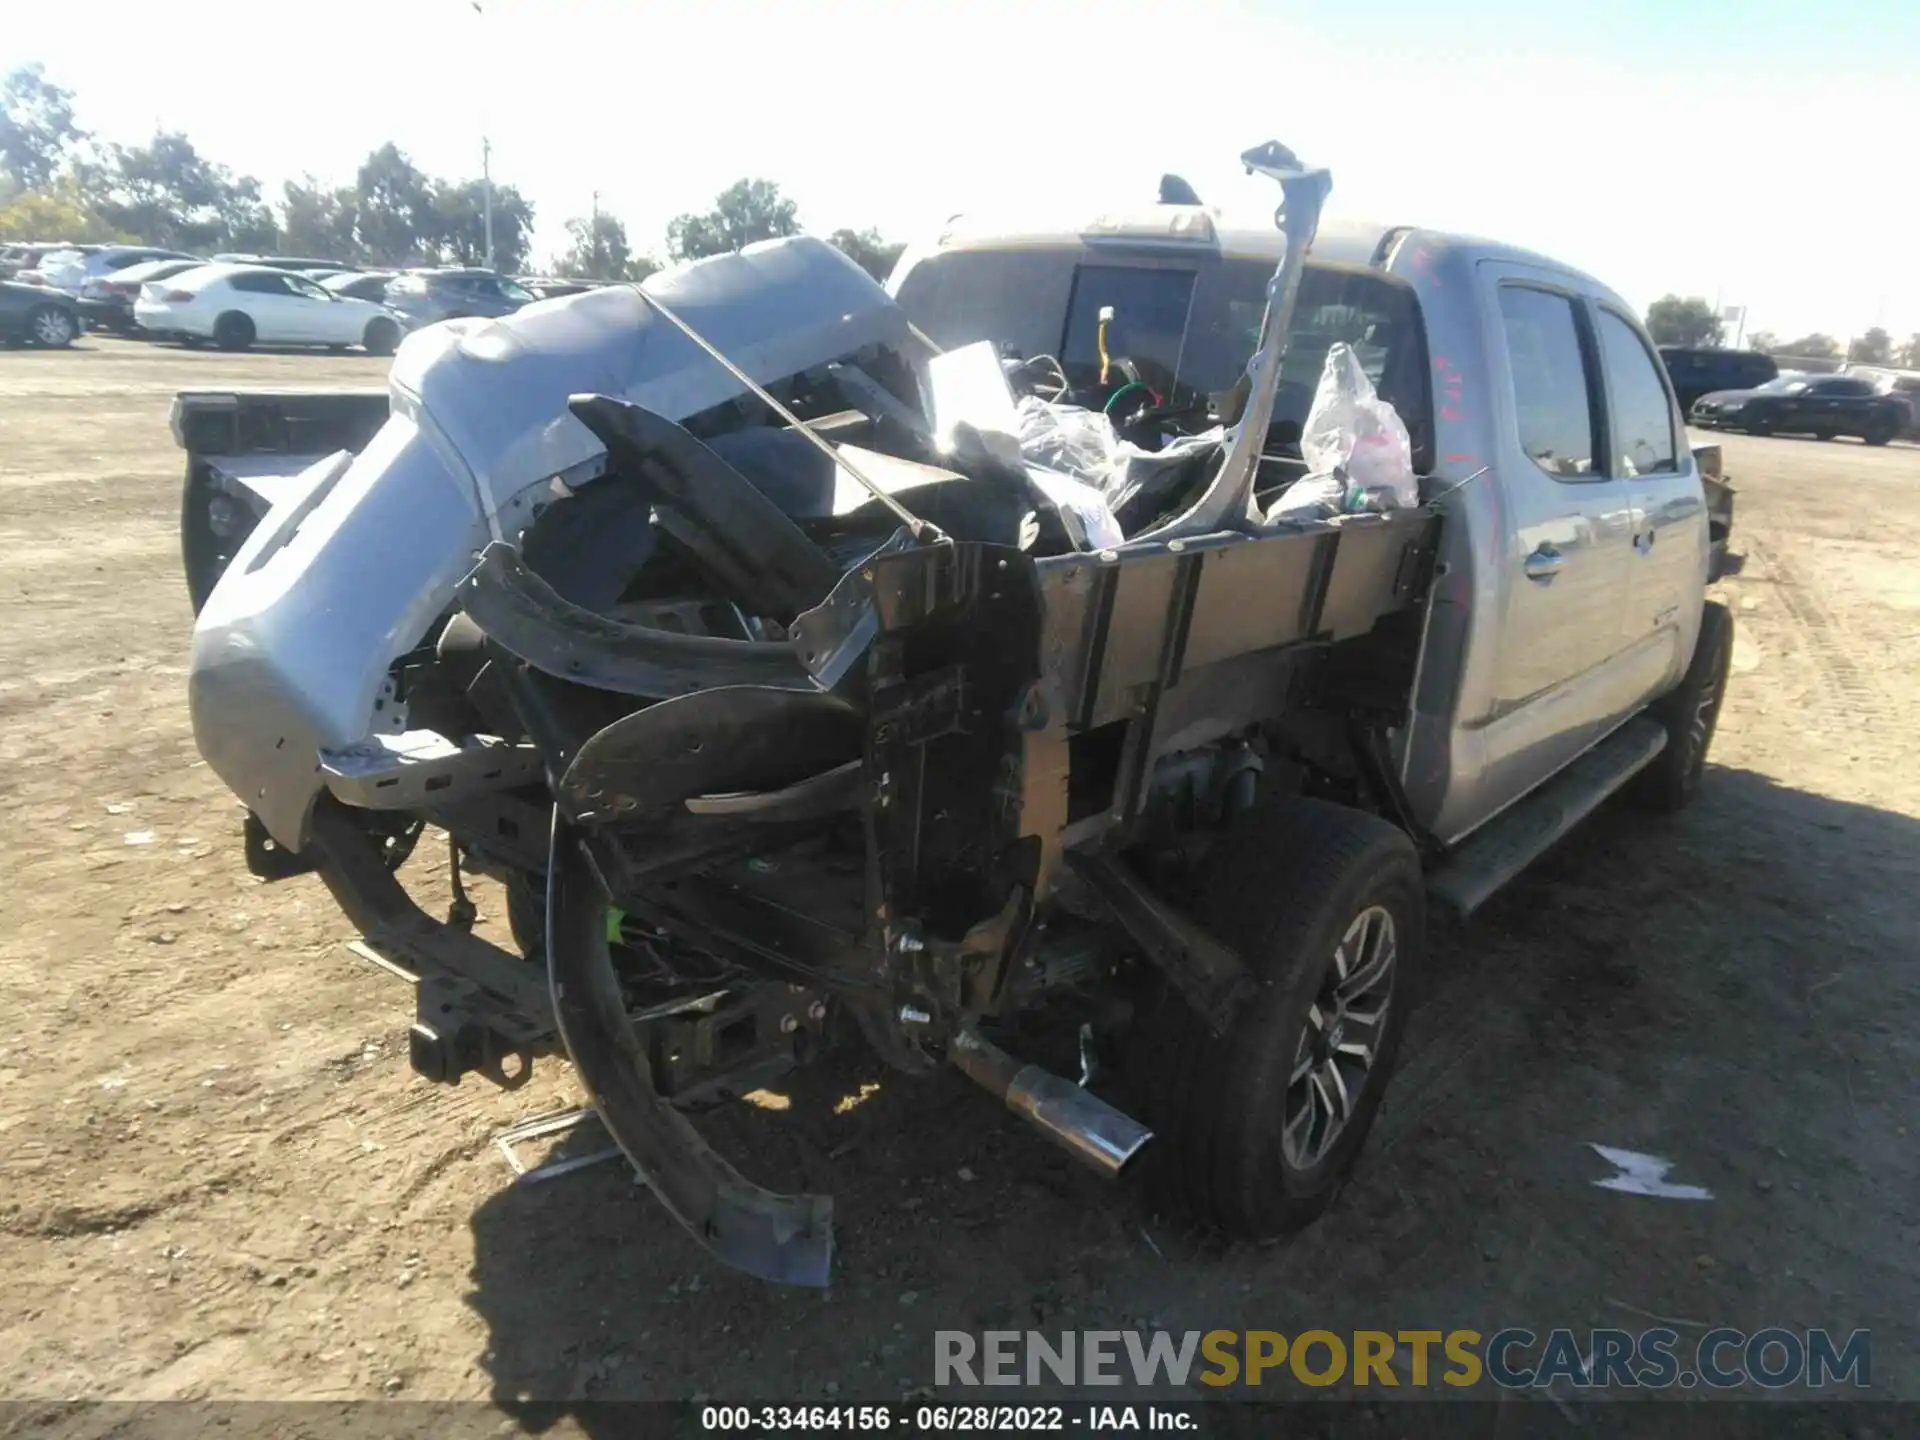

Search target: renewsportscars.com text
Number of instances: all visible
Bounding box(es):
[934,1327,1870,1391]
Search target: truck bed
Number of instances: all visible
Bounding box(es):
[174,389,389,612]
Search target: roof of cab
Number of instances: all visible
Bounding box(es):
[922,203,1611,295]
[926,204,1396,265]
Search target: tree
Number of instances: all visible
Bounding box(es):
[353,143,438,265]
[1644,295,1723,348]
[429,178,533,271]
[555,210,655,281]
[1901,334,1920,370]
[666,178,798,261]
[827,226,905,283]
[1847,327,1893,365]
[280,177,359,260]
[1776,333,1838,359]
[1746,331,1778,356]
[83,132,275,251]
[214,173,279,254]
[0,180,128,243]
[0,64,85,192]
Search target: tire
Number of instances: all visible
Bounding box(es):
[1747,410,1775,436]
[27,304,77,348]
[1129,800,1425,1237]
[212,311,255,351]
[362,316,400,357]
[1813,429,1836,442]
[1863,412,1899,447]
[1626,601,1733,814]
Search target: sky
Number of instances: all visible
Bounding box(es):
[9,0,1918,344]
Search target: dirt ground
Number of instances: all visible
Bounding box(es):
[2,336,1916,1416]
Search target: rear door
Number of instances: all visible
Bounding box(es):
[1477,271,1635,812]
[439,274,482,317]
[1594,305,1704,711]
[467,276,525,318]
[280,274,347,342]
[1818,376,1877,432]
[226,272,302,340]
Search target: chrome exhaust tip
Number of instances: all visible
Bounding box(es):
[951,1028,1153,1179]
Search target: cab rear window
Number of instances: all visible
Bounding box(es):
[893,247,1431,470]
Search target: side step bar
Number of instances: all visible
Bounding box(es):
[1427,715,1667,918]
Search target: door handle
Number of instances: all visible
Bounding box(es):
[1523,545,1565,583]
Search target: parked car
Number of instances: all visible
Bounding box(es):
[18,244,201,297]
[79,258,209,334]
[212,253,360,274]
[519,277,600,299]
[170,141,1738,1289]
[320,271,397,303]
[383,268,536,328]
[1691,371,1911,444]
[0,279,82,347]
[135,263,403,354]
[1,242,98,280]
[1843,365,1920,442]
[1659,346,1777,412]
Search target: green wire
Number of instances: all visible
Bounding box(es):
[604,905,626,946]
[1103,382,1151,415]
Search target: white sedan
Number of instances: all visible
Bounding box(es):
[134,263,403,355]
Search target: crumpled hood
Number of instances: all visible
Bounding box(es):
[387,236,910,526]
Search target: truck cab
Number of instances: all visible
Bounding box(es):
[887,207,1715,847]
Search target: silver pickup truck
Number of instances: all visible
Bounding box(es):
[173,144,1735,1288]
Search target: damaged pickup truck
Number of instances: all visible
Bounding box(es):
[175,143,1736,1287]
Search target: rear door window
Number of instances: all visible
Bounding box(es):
[1060,265,1197,388]
[1596,309,1678,476]
[1497,286,1601,479]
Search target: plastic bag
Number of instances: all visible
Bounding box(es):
[1024,464,1126,551]
[1014,396,1121,488]
[1263,473,1346,524]
[1298,343,1417,509]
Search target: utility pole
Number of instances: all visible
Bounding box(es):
[473,0,495,271]
[483,135,495,272]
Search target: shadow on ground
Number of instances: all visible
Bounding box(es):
[463,764,1920,1423]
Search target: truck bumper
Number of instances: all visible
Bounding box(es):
[188,415,490,850]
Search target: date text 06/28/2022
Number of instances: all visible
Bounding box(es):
[700,1405,1195,1432]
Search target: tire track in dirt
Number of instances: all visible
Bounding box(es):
[0,1170,244,1240]
[1744,537,1897,729]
